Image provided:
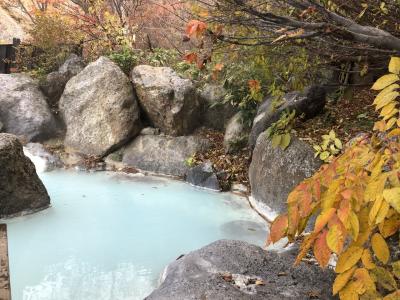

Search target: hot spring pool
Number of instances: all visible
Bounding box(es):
[4,170,267,300]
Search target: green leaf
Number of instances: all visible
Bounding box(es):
[272,134,282,148]
[320,151,330,161]
[280,133,291,150]
[334,138,343,149]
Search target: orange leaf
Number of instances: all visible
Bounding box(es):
[186,20,207,38]
[313,229,331,268]
[270,214,288,243]
[184,52,198,64]
[314,208,336,233]
[295,233,318,265]
[299,192,313,217]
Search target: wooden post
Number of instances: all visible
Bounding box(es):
[0,224,11,300]
[0,45,6,74]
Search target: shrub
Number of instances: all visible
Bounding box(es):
[269,57,400,299]
[16,14,82,75]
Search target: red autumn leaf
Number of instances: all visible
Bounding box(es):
[186,20,207,39]
[341,189,352,200]
[248,79,261,92]
[299,191,313,217]
[213,63,224,71]
[184,52,198,64]
[314,229,331,268]
[270,214,288,243]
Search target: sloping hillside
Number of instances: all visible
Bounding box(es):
[0,6,26,43]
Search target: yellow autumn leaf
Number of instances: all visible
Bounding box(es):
[336,246,364,273]
[339,281,360,300]
[374,84,400,106]
[333,266,356,295]
[375,201,390,224]
[375,91,399,110]
[361,249,376,270]
[379,102,397,117]
[369,196,383,225]
[383,290,400,300]
[353,268,376,294]
[372,74,400,90]
[387,128,400,137]
[383,188,400,213]
[383,108,399,121]
[327,224,344,254]
[386,117,398,130]
[371,233,390,264]
[349,211,360,241]
[388,57,400,75]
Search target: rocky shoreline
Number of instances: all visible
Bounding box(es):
[0,54,336,298]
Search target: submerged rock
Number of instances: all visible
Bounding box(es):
[121,135,210,177]
[132,65,202,136]
[40,54,85,108]
[146,240,335,300]
[0,74,56,142]
[249,86,326,148]
[60,56,141,156]
[186,161,221,191]
[249,133,321,214]
[0,134,50,216]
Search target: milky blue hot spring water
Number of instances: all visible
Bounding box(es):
[4,155,268,300]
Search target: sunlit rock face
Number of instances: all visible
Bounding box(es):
[60,56,141,156]
[132,65,202,136]
[249,133,321,214]
[0,133,50,217]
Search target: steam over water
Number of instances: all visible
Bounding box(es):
[4,170,267,300]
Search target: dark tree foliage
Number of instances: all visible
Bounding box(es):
[201,0,400,64]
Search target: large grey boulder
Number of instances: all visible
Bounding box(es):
[0,134,50,217]
[40,54,85,108]
[0,74,56,142]
[60,56,141,156]
[249,86,326,148]
[186,161,221,191]
[146,240,335,300]
[249,133,322,214]
[199,84,237,131]
[132,65,201,136]
[121,135,210,177]
[224,112,248,153]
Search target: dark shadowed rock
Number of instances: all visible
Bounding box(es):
[0,134,50,217]
[249,133,322,214]
[132,65,202,136]
[40,54,85,108]
[146,240,336,300]
[59,56,141,156]
[199,84,237,131]
[121,135,210,177]
[249,86,326,148]
[0,74,56,142]
[186,161,221,191]
[224,112,249,154]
